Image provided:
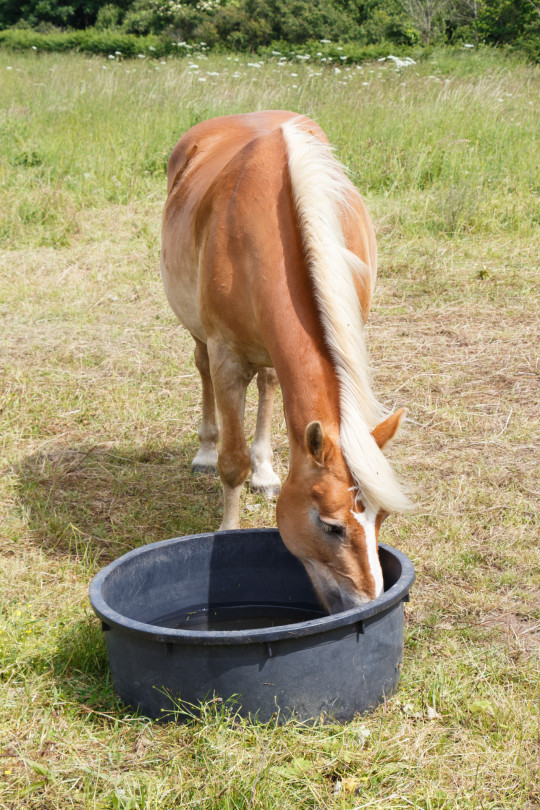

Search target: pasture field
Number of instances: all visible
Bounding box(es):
[0,47,539,809]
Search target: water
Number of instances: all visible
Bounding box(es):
[151,602,326,632]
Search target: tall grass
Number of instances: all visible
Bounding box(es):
[1,49,538,249]
[0,48,538,809]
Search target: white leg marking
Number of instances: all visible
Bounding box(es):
[250,368,281,496]
[193,339,219,472]
[250,450,281,494]
[219,484,242,531]
[351,506,384,598]
[192,444,218,470]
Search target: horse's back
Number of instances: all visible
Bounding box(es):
[195,121,309,363]
[165,110,319,195]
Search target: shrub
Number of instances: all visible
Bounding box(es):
[260,38,428,63]
[517,16,540,63]
[213,5,273,49]
[0,27,176,57]
[95,4,123,30]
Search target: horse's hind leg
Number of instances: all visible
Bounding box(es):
[250,367,281,498]
[207,339,252,530]
[191,337,219,474]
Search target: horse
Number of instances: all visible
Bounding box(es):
[160,110,411,614]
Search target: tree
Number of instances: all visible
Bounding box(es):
[395,0,452,42]
[450,0,482,46]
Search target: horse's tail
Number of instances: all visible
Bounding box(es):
[282,120,411,514]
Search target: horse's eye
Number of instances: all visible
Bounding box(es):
[318,516,345,537]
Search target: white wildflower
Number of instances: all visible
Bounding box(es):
[386,55,416,69]
[355,724,371,744]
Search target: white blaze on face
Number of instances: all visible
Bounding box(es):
[351,505,384,598]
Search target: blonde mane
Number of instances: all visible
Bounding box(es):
[282,120,411,514]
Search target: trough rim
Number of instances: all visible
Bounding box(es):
[89,529,415,646]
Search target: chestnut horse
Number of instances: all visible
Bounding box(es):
[161,110,410,613]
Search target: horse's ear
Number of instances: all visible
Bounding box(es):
[305,421,326,463]
[372,408,407,450]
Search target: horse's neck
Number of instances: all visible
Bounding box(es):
[255,250,342,462]
[280,357,339,444]
[267,325,341,473]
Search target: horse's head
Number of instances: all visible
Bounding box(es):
[276,409,406,614]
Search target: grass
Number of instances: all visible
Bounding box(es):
[0,47,539,809]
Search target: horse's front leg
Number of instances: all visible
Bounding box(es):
[250,367,281,498]
[208,339,252,531]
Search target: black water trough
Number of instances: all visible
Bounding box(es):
[89,529,414,723]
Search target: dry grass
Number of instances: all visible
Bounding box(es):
[0,48,539,809]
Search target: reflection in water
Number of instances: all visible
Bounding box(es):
[152,602,327,632]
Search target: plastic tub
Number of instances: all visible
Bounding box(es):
[89,529,414,723]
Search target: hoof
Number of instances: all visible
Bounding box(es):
[250,482,281,500]
[191,463,218,475]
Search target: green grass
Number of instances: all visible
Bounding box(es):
[0,48,539,809]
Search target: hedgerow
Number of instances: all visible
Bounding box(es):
[0,27,430,61]
[0,27,175,57]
